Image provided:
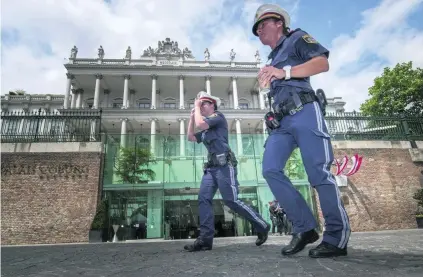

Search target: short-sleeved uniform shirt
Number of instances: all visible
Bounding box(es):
[268,28,330,108]
[194,111,230,155]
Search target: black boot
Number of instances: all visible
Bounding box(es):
[281,229,319,256]
[256,223,271,246]
[309,241,347,258]
[184,239,212,252]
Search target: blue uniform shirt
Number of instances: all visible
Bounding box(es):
[268,28,329,109]
[194,111,230,155]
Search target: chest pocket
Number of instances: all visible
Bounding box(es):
[202,130,217,146]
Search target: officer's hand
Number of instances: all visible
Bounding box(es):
[258,66,285,83]
[190,108,195,117]
[194,99,202,108]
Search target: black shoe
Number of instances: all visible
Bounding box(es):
[309,241,347,258]
[256,223,271,246]
[183,239,212,252]
[281,229,319,256]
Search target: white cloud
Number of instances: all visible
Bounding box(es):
[313,0,423,111]
[1,0,422,113]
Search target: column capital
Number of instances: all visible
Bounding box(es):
[231,76,238,81]
[76,88,84,94]
[66,73,75,79]
[104,89,110,94]
[130,89,136,94]
[178,118,187,122]
[151,74,158,80]
[179,75,185,80]
[71,88,78,94]
[235,118,242,122]
[95,74,103,79]
[123,74,131,80]
[120,118,129,122]
[149,117,158,122]
[205,75,212,81]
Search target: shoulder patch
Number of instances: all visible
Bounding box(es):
[302,34,317,44]
[208,113,218,118]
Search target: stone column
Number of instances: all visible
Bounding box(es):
[259,92,265,110]
[64,73,74,109]
[93,74,102,109]
[129,89,136,108]
[179,118,186,157]
[120,118,128,148]
[151,75,157,109]
[228,91,233,108]
[206,76,211,95]
[71,89,77,109]
[251,91,257,109]
[76,89,83,109]
[150,118,157,156]
[232,77,239,109]
[235,118,243,156]
[122,75,130,109]
[179,75,185,109]
[103,89,110,108]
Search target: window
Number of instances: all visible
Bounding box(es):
[239,103,249,109]
[164,103,176,109]
[138,103,150,109]
[113,98,123,108]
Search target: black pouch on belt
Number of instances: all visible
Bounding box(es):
[215,153,227,166]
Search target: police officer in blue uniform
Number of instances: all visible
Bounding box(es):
[252,4,350,258]
[184,91,270,252]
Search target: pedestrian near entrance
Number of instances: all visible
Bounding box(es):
[184,91,270,252]
[252,4,350,258]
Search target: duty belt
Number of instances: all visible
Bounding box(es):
[205,150,238,168]
[264,91,319,132]
[274,91,318,117]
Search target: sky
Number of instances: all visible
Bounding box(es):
[1,0,423,112]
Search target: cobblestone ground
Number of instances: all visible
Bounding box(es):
[2,229,423,277]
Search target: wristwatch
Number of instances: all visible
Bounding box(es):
[283,65,292,80]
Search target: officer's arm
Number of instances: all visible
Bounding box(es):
[187,117,197,142]
[290,33,330,78]
[194,107,209,130]
[290,56,329,78]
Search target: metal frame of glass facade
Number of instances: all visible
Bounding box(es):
[102,133,318,240]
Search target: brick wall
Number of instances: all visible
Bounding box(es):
[314,148,423,232]
[1,151,103,245]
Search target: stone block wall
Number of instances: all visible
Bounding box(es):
[1,143,103,245]
[314,141,423,233]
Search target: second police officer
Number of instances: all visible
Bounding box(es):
[183,91,270,252]
[253,4,351,258]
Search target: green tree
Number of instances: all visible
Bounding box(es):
[114,147,156,184]
[360,61,423,117]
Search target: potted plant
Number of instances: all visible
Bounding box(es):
[89,199,109,242]
[413,188,423,228]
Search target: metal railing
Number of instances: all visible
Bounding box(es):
[324,112,423,141]
[1,109,102,143]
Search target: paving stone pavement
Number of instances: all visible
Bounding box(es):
[2,229,423,277]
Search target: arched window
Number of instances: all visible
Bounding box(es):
[85,98,94,109]
[137,98,151,109]
[162,97,177,109]
[238,98,251,109]
[112,98,123,108]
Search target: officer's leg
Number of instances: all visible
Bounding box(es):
[184,169,217,251]
[215,165,270,246]
[262,128,318,233]
[292,102,350,257]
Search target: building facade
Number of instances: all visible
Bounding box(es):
[1,38,349,241]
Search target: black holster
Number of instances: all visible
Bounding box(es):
[204,150,238,169]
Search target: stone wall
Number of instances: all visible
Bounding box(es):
[314,141,423,233]
[1,142,103,245]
